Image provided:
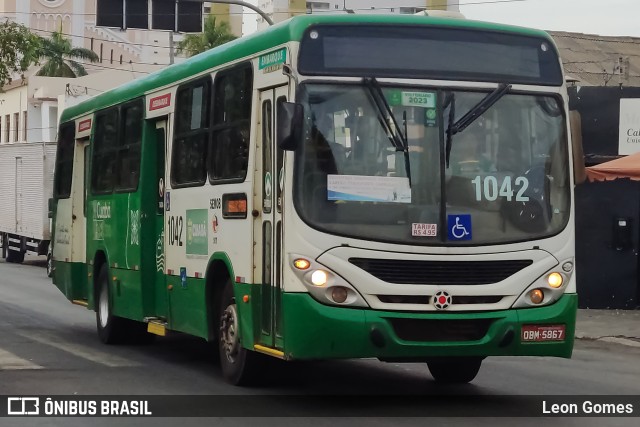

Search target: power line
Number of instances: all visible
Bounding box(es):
[33,28,175,50]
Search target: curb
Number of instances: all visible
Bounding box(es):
[576,335,640,348]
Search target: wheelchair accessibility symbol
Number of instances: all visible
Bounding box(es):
[447,215,472,241]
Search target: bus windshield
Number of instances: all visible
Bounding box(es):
[293,83,570,245]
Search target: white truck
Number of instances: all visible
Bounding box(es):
[0,142,57,273]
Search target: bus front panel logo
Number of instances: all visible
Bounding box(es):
[433,291,452,310]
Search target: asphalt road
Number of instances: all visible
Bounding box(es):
[0,257,638,426]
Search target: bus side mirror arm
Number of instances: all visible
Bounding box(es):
[570,110,587,184]
[277,101,304,151]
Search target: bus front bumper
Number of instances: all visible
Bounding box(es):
[281,293,577,360]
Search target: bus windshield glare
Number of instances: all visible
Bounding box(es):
[294,83,570,245]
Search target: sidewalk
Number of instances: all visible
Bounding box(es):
[576,309,640,347]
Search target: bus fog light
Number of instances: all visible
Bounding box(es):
[311,270,328,287]
[293,258,311,270]
[529,289,544,304]
[547,272,563,288]
[331,287,349,303]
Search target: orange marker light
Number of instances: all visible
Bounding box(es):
[243,295,250,303]
[530,289,544,304]
[293,258,311,270]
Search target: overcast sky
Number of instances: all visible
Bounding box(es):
[244,0,640,37]
[459,0,639,37]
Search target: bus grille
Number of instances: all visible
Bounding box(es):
[349,258,532,285]
[377,295,503,305]
[387,318,494,342]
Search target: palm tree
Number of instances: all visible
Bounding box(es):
[176,16,237,57]
[36,31,99,77]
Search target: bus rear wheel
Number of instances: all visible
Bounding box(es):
[96,265,127,344]
[218,279,262,385]
[427,357,483,384]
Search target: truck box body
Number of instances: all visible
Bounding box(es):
[0,142,56,241]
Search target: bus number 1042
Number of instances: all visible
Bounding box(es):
[471,175,529,202]
[168,216,183,246]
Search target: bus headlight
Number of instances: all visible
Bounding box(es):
[547,272,563,288]
[289,254,369,308]
[311,270,328,286]
[512,264,571,309]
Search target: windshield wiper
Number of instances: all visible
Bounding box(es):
[445,83,511,168]
[363,77,412,187]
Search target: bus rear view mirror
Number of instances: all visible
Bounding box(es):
[277,102,303,151]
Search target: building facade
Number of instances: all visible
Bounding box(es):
[0,0,220,67]
[211,2,243,37]
[256,0,459,29]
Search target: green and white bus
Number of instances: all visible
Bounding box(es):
[51,14,579,385]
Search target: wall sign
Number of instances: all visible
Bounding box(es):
[619,98,640,155]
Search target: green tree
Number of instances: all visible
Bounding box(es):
[36,31,99,77]
[0,20,41,88]
[176,16,237,57]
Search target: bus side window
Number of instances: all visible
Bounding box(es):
[54,123,75,199]
[116,100,143,192]
[209,64,253,182]
[171,78,211,187]
[91,108,118,194]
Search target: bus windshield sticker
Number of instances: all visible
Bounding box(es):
[259,47,287,73]
[401,91,436,108]
[327,175,411,203]
[426,108,437,127]
[384,90,436,108]
[412,223,437,237]
[447,214,472,241]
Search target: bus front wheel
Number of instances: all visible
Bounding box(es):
[96,265,127,344]
[218,279,262,385]
[427,357,483,384]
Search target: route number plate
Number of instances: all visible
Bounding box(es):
[521,324,565,342]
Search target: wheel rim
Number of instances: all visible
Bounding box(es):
[220,304,240,363]
[99,284,109,328]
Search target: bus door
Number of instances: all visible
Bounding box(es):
[53,137,89,300]
[254,86,288,349]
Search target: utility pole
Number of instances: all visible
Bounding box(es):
[169,31,175,65]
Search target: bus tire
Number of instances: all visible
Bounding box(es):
[427,357,483,384]
[6,248,25,264]
[95,265,127,344]
[46,252,53,277]
[218,279,262,386]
